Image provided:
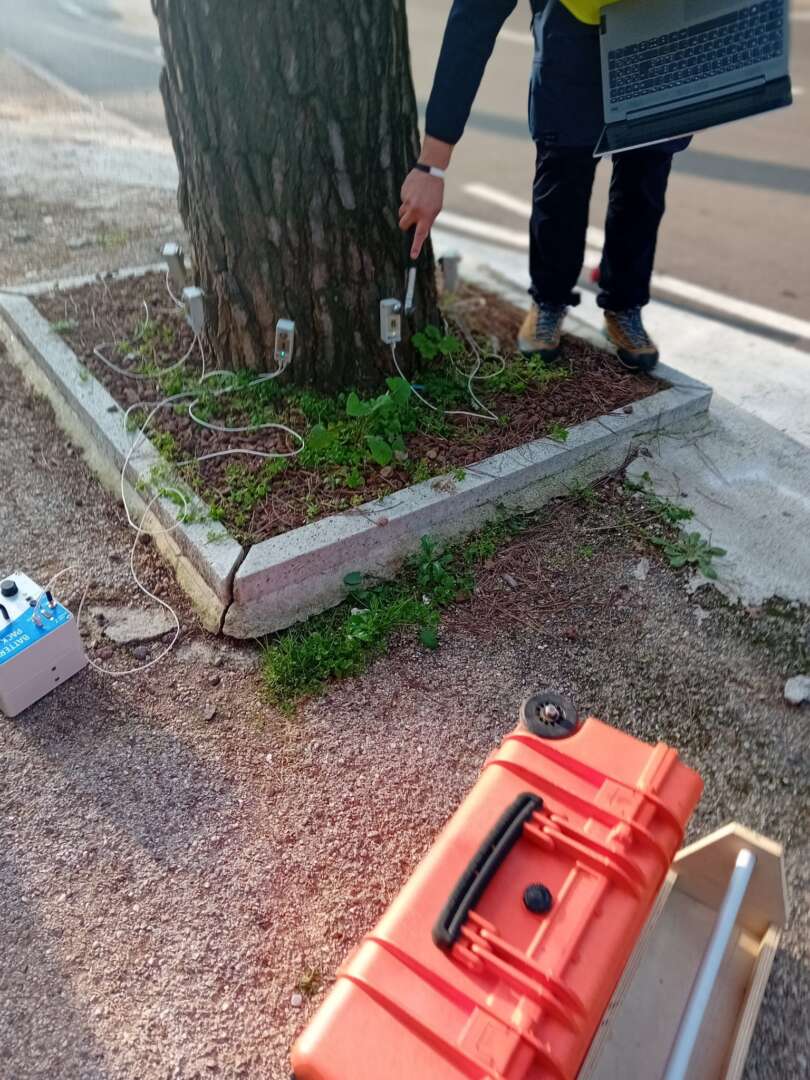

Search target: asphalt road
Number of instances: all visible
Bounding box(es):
[2,0,809,335]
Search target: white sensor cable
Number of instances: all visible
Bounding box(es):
[76,490,181,678]
[165,268,185,310]
[390,343,498,425]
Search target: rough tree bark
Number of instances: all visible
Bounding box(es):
[151,0,438,390]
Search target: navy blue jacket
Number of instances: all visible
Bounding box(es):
[425,0,689,150]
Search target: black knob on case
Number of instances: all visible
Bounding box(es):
[1,579,18,598]
[523,883,553,915]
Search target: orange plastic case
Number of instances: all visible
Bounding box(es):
[291,703,703,1080]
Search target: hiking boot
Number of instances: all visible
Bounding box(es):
[604,307,659,373]
[517,302,567,360]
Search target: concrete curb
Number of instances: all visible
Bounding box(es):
[0,262,168,298]
[1,268,712,640]
[0,283,245,634]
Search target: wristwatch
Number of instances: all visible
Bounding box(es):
[414,162,446,180]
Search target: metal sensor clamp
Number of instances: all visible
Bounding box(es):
[162,242,187,291]
[380,299,402,345]
[438,251,462,294]
[275,319,295,370]
[182,287,207,336]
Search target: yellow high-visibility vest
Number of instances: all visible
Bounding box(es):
[559,0,621,26]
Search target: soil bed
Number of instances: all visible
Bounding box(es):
[34,272,661,545]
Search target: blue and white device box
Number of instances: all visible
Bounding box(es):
[0,572,87,718]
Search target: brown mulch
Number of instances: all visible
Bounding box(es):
[34,273,661,546]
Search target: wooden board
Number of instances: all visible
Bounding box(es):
[673,823,789,938]
[579,823,787,1080]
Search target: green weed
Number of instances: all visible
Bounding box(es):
[484,352,569,395]
[625,472,724,578]
[296,970,324,998]
[126,409,147,433]
[410,459,432,484]
[98,229,129,251]
[415,536,472,606]
[345,377,415,466]
[651,532,727,579]
[412,324,463,362]
[547,422,570,443]
[626,472,695,525]
[262,586,434,707]
[568,480,599,506]
[50,318,78,334]
[151,431,178,461]
[118,317,178,372]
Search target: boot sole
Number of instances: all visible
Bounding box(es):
[604,330,659,374]
[615,347,659,374]
[517,339,561,362]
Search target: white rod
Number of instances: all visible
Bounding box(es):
[663,848,757,1080]
[404,267,417,315]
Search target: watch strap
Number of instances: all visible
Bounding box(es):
[414,162,446,180]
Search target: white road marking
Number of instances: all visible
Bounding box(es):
[438,210,529,249]
[58,0,86,17]
[441,200,810,341]
[498,28,534,45]
[792,85,805,96]
[463,182,605,249]
[642,272,810,340]
[35,22,161,64]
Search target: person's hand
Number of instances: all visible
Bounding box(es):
[399,169,444,259]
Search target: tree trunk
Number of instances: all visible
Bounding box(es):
[152,0,438,390]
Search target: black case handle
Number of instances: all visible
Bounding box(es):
[432,792,543,950]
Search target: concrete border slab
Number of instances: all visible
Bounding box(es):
[0,262,168,298]
[1,268,712,639]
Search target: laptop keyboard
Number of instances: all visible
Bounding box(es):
[608,0,784,105]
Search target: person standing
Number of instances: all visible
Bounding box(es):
[399,0,690,372]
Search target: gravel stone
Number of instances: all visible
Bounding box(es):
[784,675,810,706]
[89,604,176,645]
[633,558,650,581]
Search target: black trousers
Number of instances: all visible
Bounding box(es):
[529,143,675,312]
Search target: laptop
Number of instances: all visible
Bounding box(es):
[594,0,792,156]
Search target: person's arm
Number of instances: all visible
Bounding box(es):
[399,0,518,258]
